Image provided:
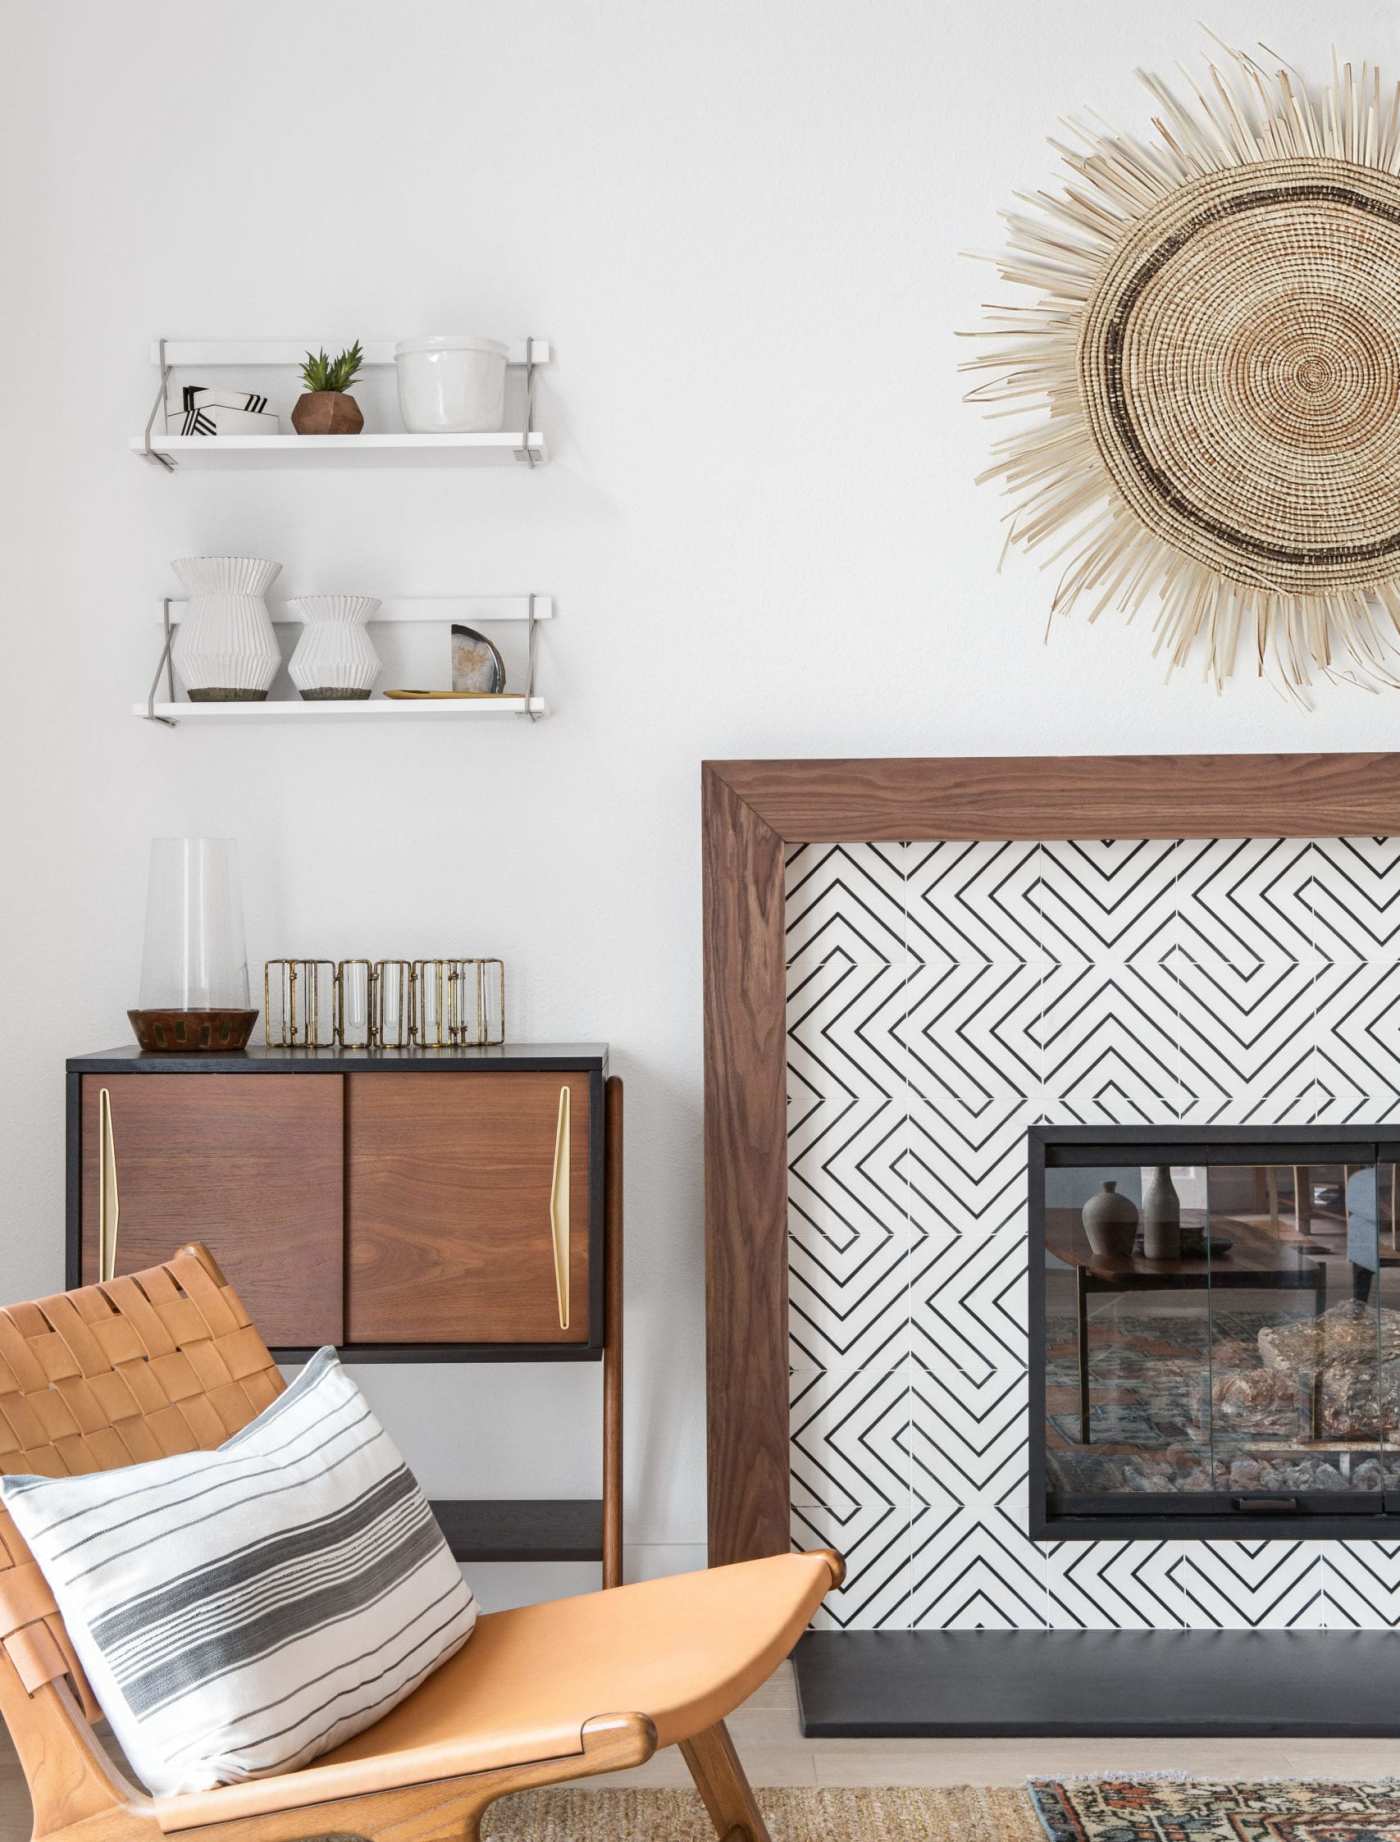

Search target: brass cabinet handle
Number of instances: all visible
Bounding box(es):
[97,1088,120,1284]
[550,1085,571,1330]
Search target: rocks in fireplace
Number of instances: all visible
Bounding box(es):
[1056,1440,1388,1498]
[1255,1301,1400,1442]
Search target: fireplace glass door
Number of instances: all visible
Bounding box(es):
[1033,1132,1400,1532]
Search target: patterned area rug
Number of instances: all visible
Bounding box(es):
[1030,1778,1400,1842]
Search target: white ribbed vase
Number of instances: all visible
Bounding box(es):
[171,556,282,701]
[287,596,382,699]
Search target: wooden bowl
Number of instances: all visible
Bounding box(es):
[127,1009,258,1053]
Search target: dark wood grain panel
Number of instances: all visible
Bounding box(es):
[346,1072,592,1344]
[711,753,1400,843]
[702,764,790,1566]
[79,1074,343,1346]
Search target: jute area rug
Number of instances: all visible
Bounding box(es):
[481,1785,1035,1838]
[479,1779,1400,1840]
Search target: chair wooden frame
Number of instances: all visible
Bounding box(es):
[0,1218,839,1841]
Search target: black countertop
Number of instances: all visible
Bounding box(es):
[67,1043,609,1073]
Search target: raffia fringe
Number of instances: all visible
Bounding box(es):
[963,41,1400,702]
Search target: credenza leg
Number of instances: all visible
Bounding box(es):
[603,1075,624,1588]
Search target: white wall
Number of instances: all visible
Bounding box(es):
[4,0,1400,1609]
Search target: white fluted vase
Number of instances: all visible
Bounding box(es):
[171,556,282,701]
[287,596,382,699]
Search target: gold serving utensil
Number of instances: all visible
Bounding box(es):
[383,689,516,700]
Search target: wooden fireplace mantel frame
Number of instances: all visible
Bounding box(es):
[702,752,1400,1565]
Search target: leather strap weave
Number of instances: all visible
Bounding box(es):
[0,1245,283,1715]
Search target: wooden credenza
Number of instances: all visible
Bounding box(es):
[65,1044,620,1579]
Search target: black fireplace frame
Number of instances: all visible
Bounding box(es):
[1028,1124,1400,1541]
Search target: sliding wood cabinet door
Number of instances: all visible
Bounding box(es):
[346,1072,591,1344]
[80,1075,344,1347]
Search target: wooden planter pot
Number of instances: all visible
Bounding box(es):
[291,390,364,434]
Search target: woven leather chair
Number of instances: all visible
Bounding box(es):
[0,1245,839,1842]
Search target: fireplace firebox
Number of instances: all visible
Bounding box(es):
[1029,1127,1400,1540]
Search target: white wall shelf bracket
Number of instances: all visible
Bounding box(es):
[140,341,177,473]
[517,338,540,469]
[144,599,178,723]
[523,593,540,721]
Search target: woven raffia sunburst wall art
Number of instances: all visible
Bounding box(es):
[966,45,1400,695]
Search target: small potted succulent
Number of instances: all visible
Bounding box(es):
[291,341,365,434]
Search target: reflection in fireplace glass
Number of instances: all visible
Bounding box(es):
[1041,1159,1397,1505]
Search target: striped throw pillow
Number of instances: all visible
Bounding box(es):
[0,1346,477,1796]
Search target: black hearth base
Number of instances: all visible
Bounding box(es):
[793,1631,1400,1737]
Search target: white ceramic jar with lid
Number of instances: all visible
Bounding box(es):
[394,335,509,432]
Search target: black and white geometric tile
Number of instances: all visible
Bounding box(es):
[907,1361,1046,1629]
[1323,1542,1400,1628]
[787,838,1400,1631]
[790,1357,914,1631]
[901,1094,1041,1241]
[906,841,1047,967]
[790,1363,911,1518]
[1309,838,1400,963]
[1174,1542,1329,1630]
[1044,1538,1188,1630]
[1033,838,1181,965]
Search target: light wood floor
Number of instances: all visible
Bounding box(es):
[0,1663,1394,1835]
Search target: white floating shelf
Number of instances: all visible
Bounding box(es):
[136,336,551,469]
[130,432,546,467]
[148,338,550,368]
[134,697,548,723]
[156,595,553,626]
[141,594,552,725]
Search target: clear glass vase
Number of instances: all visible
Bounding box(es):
[128,837,259,1052]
